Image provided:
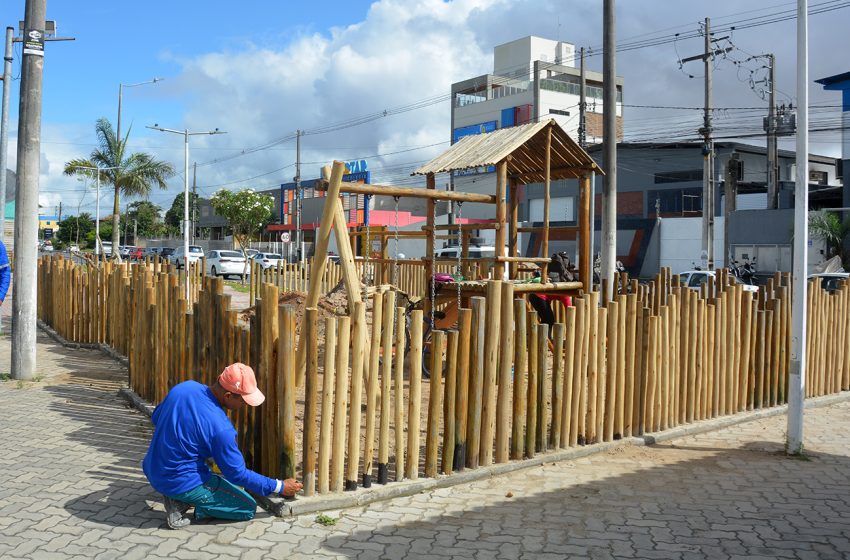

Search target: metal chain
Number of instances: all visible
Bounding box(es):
[393,196,400,287]
[455,201,463,323]
[363,194,371,299]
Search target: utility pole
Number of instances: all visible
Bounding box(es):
[601,0,617,301]
[133,219,137,245]
[295,129,303,261]
[12,0,46,381]
[766,54,779,209]
[681,18,733,270]
[723,154,739,265]
[787,0,809,456]
[0,27,13,246]
[57,201,62,224]
[578,46,587,149]
[192,161,197,244]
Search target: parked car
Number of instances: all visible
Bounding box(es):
[143,247,161,258]
[99,241,113,257]
[119,245,136,258]
[68,244,80,253]
[244,249,260,259]
[171,245,204,269]
[808,272,849,293]
[678,270,759,293]
[252,252,284,270]
[131,247,144,260]
[206,250,249,279]
[159,247,175,261]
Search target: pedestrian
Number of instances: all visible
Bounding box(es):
[0,239,9,306]
[143,362,303,529]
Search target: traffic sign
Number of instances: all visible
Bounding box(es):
[280,231,291,243]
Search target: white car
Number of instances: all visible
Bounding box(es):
[679,270,758,293]
[171,245,204,269]
[206,250,249,279]
[252,252,284,270]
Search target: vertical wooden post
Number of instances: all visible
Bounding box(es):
[454,308,472,471]
[362,293,383,487]
[480,281,502,466]
[318,316,337,494]
[442,329,459,475]
[494,161,507,281]
[302,308,319,496]
[425,173,436,317]
[550,322,566,448]
[561,307,577,447]
[425,330,445,478]
[331,316,351,492]
[279,305,297,480]
[511,299,527,460]
[406,309,424,480]
[346,301,368,490]
[604,301,619,442]
[378,290,396,484]
[541,126,552,280]
[536,322,549,451]
[393,307,406,481]
[595,307,608,440]
[508,178,519,280]
[526,310,539,457]
[466,297,486,469]
[586,292,600,443]
[495,283,514,463]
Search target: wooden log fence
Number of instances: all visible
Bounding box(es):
[37,256,850,500]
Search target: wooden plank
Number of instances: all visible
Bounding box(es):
[378,291,396,484]
[526,311,539,457]
[345,301,368,490]
[442,329,459,475]
[302,308,319,496]
[454,308,472,471]
[550,322,565,448]
[362,293,383,487]
[406,309,424,480]
[560,307,577,448]
[511,299,527,459]
[319,179,497,203]
[331,316,351,492]
[466,297,486,469]
[393,307,406,481]
[480,281,503,466]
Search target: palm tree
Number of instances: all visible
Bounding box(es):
[64,118,175,259]
[809,209,850,267]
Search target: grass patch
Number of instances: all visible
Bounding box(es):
[224,280,251,293]
[0,372,10,381]
[315,513,337,526]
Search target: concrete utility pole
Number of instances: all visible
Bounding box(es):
[681,18,733,270]
[12,0,46,381]
[0,27,13,245]
[191,161,197,244]
[723,154,739,265]
[578,46,587,149]
[295,129,302,261]
[787,0,809,456]
[601,0,617,301]
[766,54,779,209]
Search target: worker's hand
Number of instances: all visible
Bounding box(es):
[281,478,303,497]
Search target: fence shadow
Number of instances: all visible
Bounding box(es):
[321,440,850,558]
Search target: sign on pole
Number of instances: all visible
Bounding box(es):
[280,231,291,243]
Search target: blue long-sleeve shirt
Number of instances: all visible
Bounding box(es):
[0,241,9,302]
[142,380,278,497]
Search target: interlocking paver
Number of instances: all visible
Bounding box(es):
[3,305,850,559]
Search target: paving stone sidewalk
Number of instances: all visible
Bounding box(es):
[1,317,850,559]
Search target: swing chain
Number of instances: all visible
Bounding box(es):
[363,194,371,299]
[430,196,436,331]
[455,201,463,323]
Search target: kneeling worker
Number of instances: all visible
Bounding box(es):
[143,363,302,528]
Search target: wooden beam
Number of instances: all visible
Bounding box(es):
[318,180,497,204]
[423,223,501,231]
[509,164,603,182]
[542,126,552,280]
[518,225,580,233]
[425,173,436,318]
[496,256,551,263]
[494,161,507,280]
[508,178,518,280]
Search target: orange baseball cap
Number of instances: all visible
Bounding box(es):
[218,363,265,406]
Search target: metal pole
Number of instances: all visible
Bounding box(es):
[787,0,808,456]
[192,161,197,244]
[601,0,617,300]
[11,0,46,381]
[183,129,190,301]
[0,27,13,244]
[95,171,100,256]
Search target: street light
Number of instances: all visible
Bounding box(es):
[73,165,119,258]
[117,78,163,143]
[148,124,225,301]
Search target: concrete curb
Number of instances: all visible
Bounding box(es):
[115,382,850,518]
[37,320,130,368]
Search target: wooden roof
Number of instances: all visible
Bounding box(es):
[413,119,603,183]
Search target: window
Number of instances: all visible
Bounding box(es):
[647,188,703,215]
[529,196,575,222]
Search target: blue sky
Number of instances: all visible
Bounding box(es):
[0,0,847,217]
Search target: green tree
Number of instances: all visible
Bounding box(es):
[809,209,850,267]
[210,188,274,275]
[57,213,94,248]
[164,192,199,234]
[127,200,164,239]
[63,118,175,260]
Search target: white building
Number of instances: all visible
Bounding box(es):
[447,36,623,229]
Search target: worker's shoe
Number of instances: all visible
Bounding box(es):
[163,496,192,529]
